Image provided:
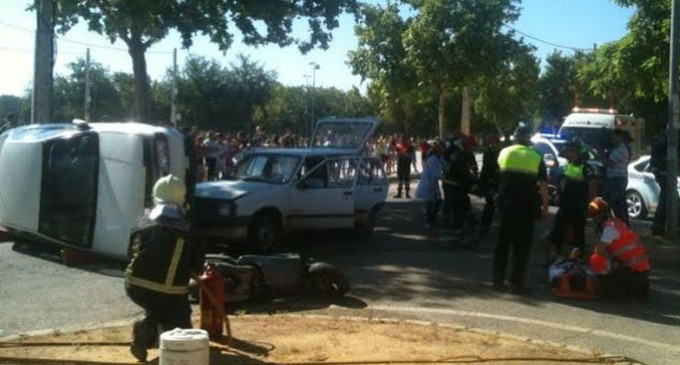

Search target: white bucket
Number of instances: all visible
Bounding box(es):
[159,328,210,365]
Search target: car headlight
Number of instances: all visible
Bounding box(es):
[218,202,238,217]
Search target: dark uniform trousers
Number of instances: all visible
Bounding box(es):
[397,159,411,195]
[493,201,535,287]
[481,191,496,229]
[127,286,192,348]
[442,184,467,232]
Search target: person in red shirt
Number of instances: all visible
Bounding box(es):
[587,197,650,301]
[394,134,414,198]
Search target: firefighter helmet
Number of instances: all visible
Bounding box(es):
[153,175,186,206]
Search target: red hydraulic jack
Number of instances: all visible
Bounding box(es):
[192,266,232,344]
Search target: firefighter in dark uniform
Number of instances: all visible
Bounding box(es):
[549,142,596,260]
[493,124,549,294]
[126,175,205,362]
[479,134,501,237]
[443,137,475,243]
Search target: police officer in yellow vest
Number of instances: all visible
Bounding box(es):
[549,142,596,260]
[125,175,204,362]
[493,124,549,295]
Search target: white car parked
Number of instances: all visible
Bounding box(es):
[626,155,680,219]
[193,117,389,252]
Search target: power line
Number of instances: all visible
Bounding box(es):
[503,24,593,52]
[0,46,80,55]
[0,21,173,54]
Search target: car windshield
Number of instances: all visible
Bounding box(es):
[312,121,373,149]
[232,154,300,184]
[559,127,610,150]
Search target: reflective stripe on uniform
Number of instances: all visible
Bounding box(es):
[564,163,585,181]
[126,276,188,295]
[628,254,649,267]
[497,145,542,176]
[165,237,185,286]
[611,241,639,257]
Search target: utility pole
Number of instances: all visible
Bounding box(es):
[84,48,91,122]
[303,74,311,136]
[666,0,680,240]
[171,48,178,127]
[310,62,320,136]
[31,0,54,124]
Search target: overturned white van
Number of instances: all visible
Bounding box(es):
[0,122,193,260]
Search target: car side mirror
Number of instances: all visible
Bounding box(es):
[544,153,557,168]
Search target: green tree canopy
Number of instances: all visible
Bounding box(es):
[50,0,359,122]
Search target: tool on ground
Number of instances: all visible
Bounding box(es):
[191,268,232,344]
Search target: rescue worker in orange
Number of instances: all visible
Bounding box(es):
[125,175,205,362]
[587,197,650,301]
[493,124,550,295]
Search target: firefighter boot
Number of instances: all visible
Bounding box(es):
[130,319,156,362]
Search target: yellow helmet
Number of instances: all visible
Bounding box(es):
[153,175,186,206]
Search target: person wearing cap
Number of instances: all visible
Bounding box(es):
[493,123,549,294]
[125,175,205,362]
[602,129,630,226]
[587,197,650,301]
[549,141,597,261]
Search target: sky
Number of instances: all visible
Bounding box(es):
[0,0,636,97]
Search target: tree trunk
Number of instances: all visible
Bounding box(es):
[128,35,151,123]
[460,87,471,135]
[438,84,445,140]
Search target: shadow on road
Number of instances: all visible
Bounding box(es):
[280,199,680,327]
[9,241,127,278]
[232,294,367,315]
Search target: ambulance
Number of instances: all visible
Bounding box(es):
[558,108,645,157]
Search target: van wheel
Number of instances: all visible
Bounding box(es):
[356,211,376,236]
[248,212,280,253]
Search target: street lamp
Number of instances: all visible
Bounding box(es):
[310,62,320,137]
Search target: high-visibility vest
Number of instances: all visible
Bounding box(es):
[564,163,585,181]
[604,218,650,273]
[497,144,542,176]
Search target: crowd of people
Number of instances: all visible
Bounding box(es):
[181,126,308,181]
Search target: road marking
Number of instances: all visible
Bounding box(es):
[368,305,680,354]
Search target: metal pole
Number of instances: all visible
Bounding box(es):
[31,0,54,124]
[171,48,178,127]
[310,62,319,137]
[84,48,91,122]
[666,0,680,240]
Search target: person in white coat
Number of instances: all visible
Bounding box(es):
[416,140,445,228]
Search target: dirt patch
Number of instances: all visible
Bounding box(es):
[0,315,614,364]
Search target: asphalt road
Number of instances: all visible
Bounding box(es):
[1,182,679,365]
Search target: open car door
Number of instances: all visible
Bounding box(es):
[289,157,359,229]
[310,117,380,155]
